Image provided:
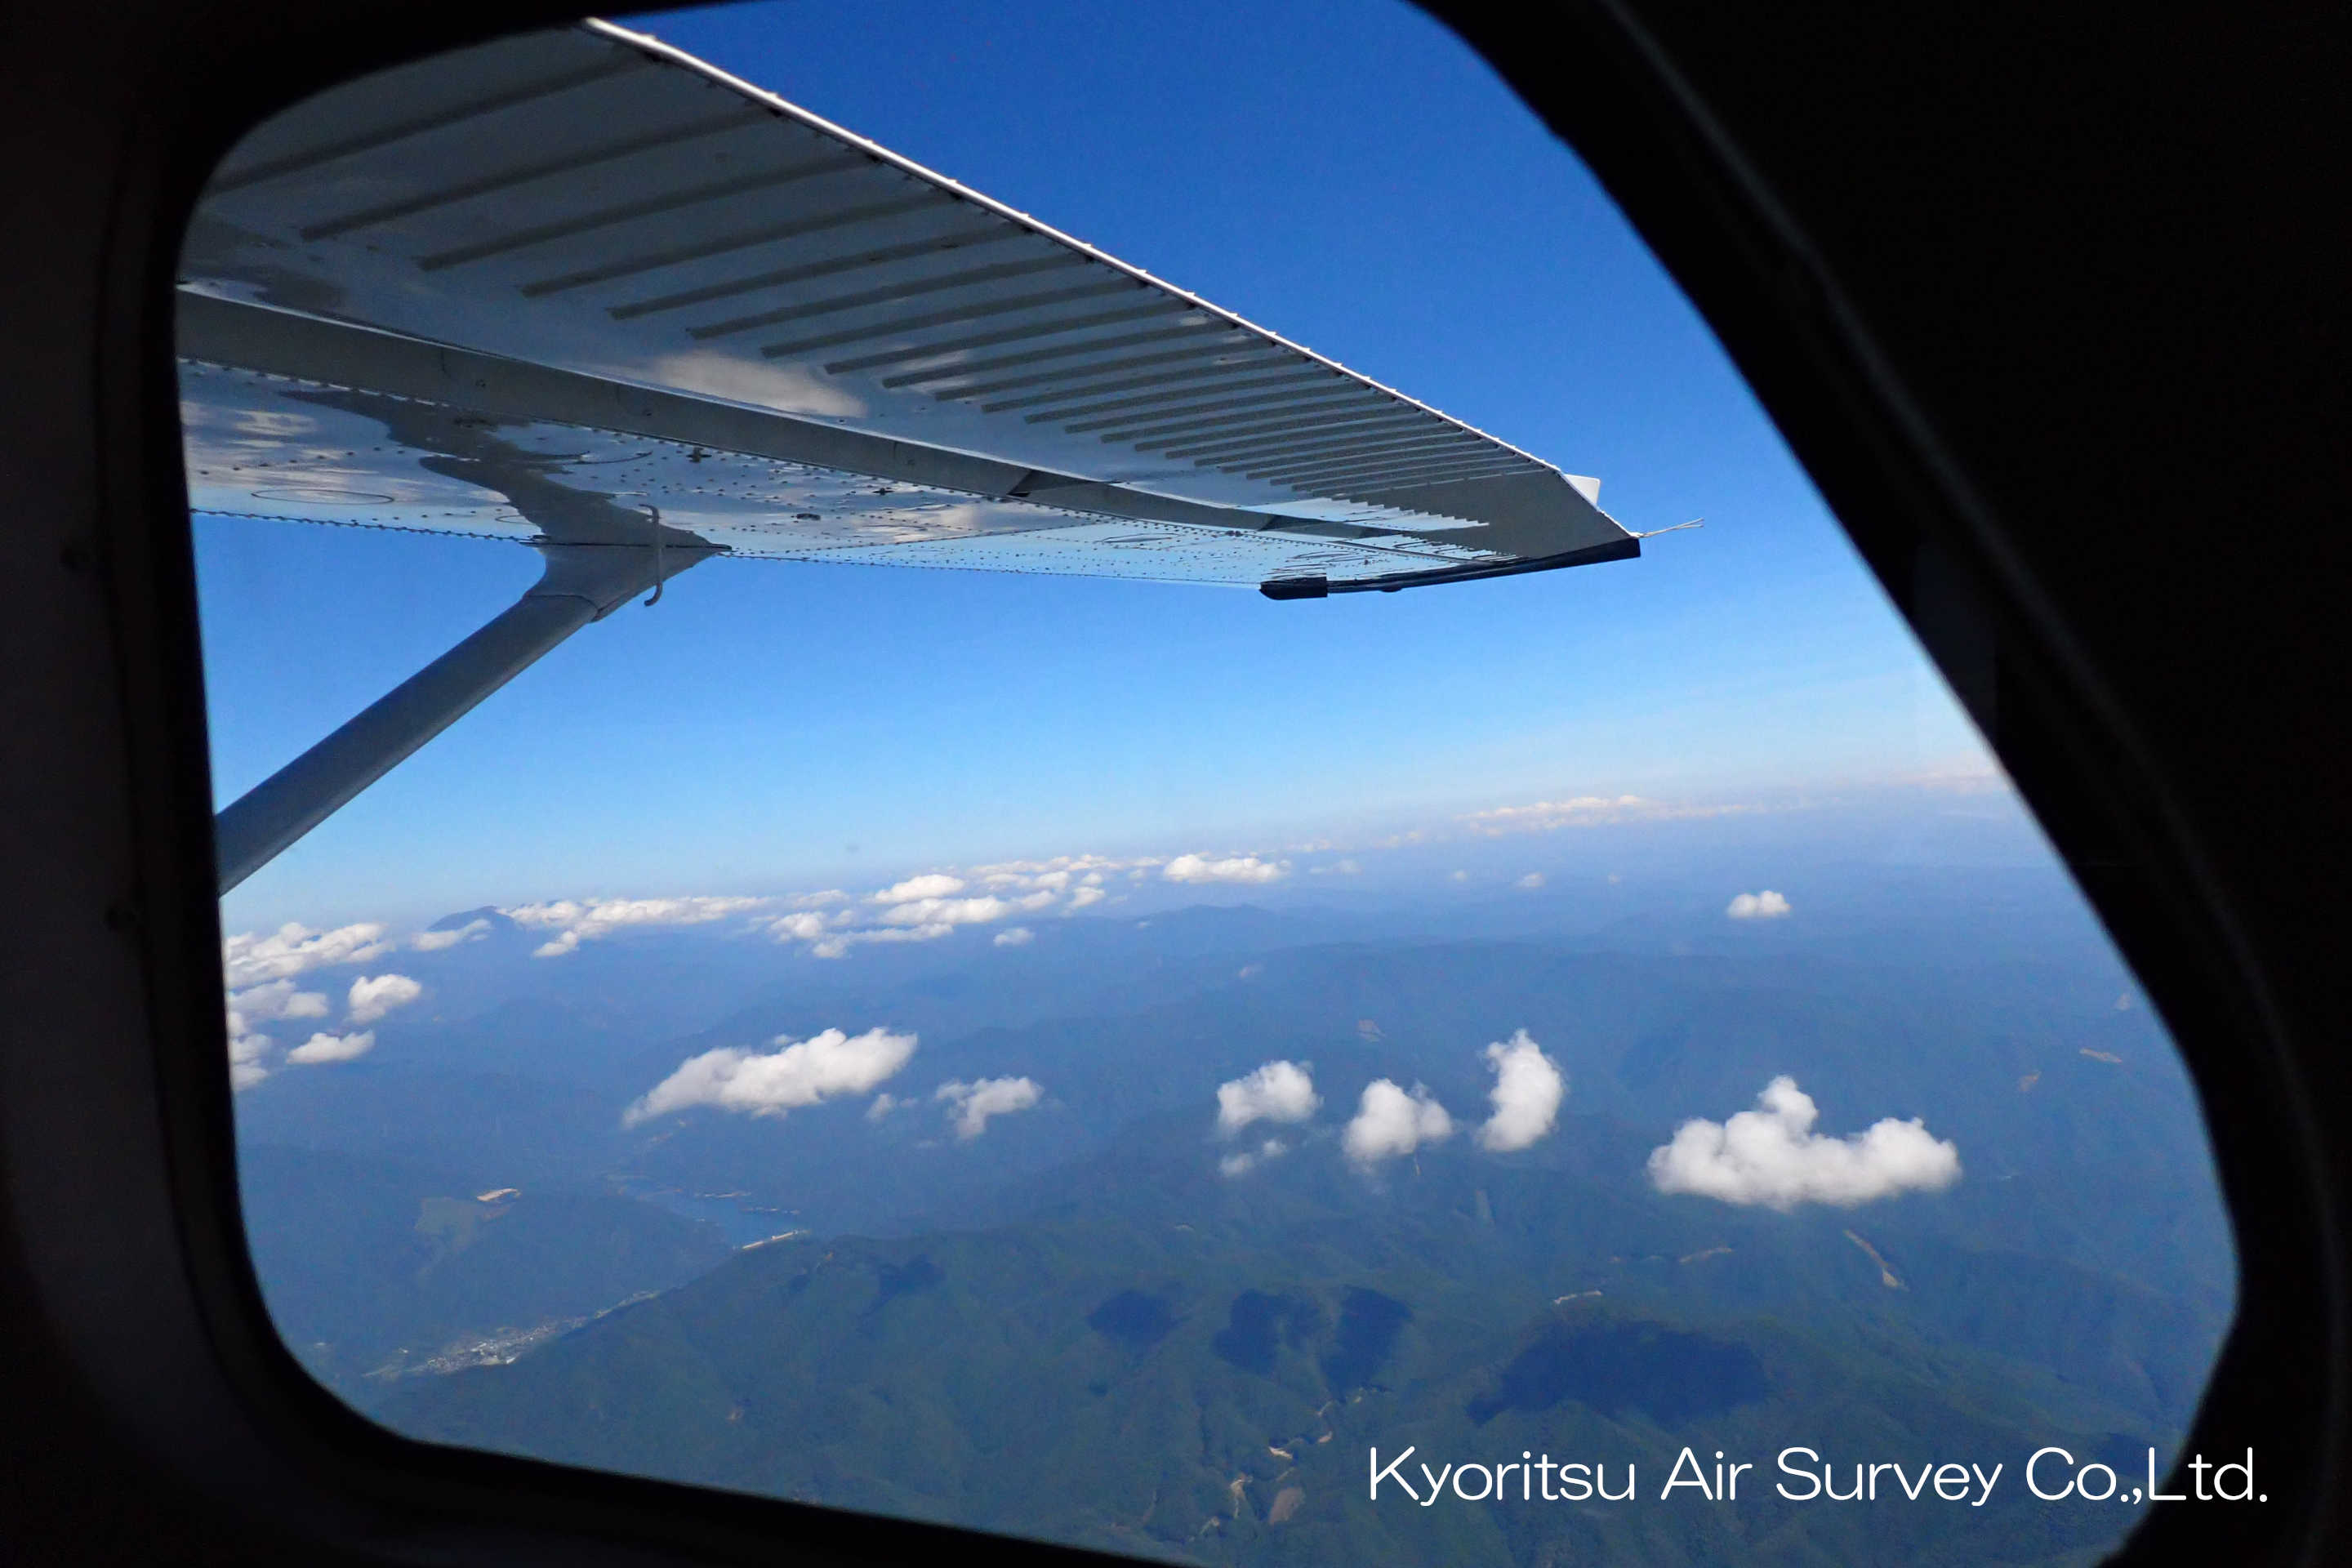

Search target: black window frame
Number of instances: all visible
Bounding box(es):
[1,0,2343,1563]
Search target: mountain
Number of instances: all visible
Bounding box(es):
[238,1144,730,1403]
[239,867,2234,1565]
[382,1134,2178,1565]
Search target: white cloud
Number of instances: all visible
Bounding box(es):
[1476,1030,1566,1152]
[993,927,1034,947]
[506,894,769,956]
[1726,890,1793,920]
[222,977,339,1090]
[986,868,1069,893]
[879,894,1013,928]
[760,858,1148,954]
[1343,1080,1454,1165]
[1216,1061,1320,1137]
[485,858,1159,966]
[228,978,329,1024]
[935,1076,1042,1139]
[810,923,952,959]
[1163,853,1287,885]
[866,1092,903,1120]
[1220,1138,1290,1177]
[1516,872,1547,890]
[412,918,489,951]
[625,1027,917,1126]
[345,973,422,1025]
[765,910,836,943]
[1461,795,1649,835]
[227,1028,273,1091]
[286,1030,374,1066]
[1449,870,1469,883]
[1646,1076,1961,1209]
[967,853,1145,889]
[871,872,965,903]
[1311,858,1362,876]
[221,922,392,988]
[477,858,1152,966]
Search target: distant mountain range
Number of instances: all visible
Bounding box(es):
[234,865,2232,1565]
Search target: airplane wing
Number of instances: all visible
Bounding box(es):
[185,19,1650,892]
[177,18,1637,599]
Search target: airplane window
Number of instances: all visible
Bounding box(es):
[183,2,2237,1561]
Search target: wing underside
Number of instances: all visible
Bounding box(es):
[179,18,1636,591]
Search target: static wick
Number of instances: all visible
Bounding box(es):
[1634,518,1704,540]
[644,504,666,607]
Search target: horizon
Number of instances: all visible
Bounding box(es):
[216,768,2031,942]
[198,0,1994,934]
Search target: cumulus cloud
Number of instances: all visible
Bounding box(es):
[993,927,1034,947]
[1311,858,1362,876]
[968,854,1142,889]
[507,894,769,956]
[1726,890,1793,920]
[345,973,422,1025]
[286,1030,374,1066]
[1215,1061,1320,1137]
[1516,872,1546,890]
[935,1076,1042,1139]
[227,1030,272,1091]
[222,977,338,1090]
[755,858,1141,957]
[766,910,837,943]
[229,978,329,1025]
[496,859,1161,966]
[625,1027,917,1126]
[879,894,1013,928]
[1164,853,1287,885]
[1476,1030,1566,1152]
[1219,1138,1290,1177]
[478,858,1156,968]
[510,894,769,935]
[411,918,489,951]
[1646,1076,1960,1209]
[871,872,965,903]
[222,922,392,988]
[1343,1080,1454,1165]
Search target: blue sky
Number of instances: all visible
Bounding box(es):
[198,0,1992,932]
